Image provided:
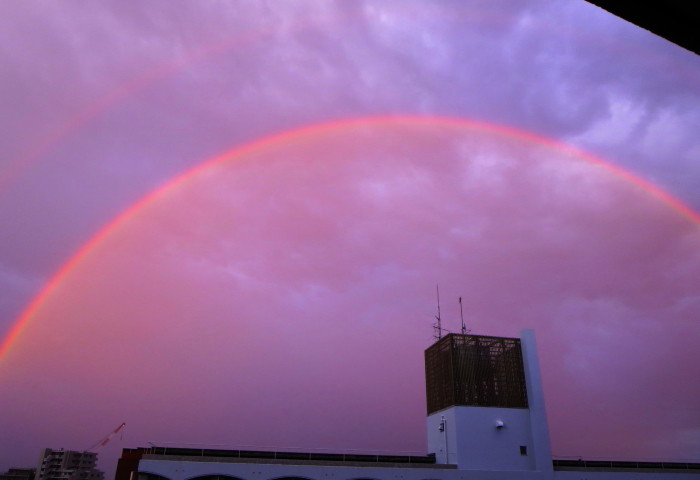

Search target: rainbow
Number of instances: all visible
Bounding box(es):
[1,3,657,192]
[0,9,343,190]
[1,114,699,361]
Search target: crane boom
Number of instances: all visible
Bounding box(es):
[87,422,126,452]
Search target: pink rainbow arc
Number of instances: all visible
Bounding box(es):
[3,4,692,194]
[1,113,699,361]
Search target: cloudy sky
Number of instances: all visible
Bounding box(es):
[1,0,699,475]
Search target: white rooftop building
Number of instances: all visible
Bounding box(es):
[115,330,700,480]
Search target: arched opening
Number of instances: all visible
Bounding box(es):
[138,473,171,480]
[270,476,315,480]
[188,476,246,480]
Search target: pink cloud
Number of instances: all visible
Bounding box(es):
[2,120,698,473]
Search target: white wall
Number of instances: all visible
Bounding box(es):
[428,406,534,470]
[137,457,700,480]
[137,457,547,480]
[519,329,552,474]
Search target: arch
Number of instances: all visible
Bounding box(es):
[187,476,246,480]
[138,473,172,480]
[270,477,315,480]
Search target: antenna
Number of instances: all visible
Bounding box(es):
[433,285,442,340]
[459,296,467,334]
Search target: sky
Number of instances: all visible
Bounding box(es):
[1,0,700,475]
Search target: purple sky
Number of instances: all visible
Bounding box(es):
[1,1,700,475]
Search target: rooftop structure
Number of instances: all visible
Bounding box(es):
[0,469,36,480]
[35,449,104,480]
[116,330,700,480]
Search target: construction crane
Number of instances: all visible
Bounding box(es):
[86,422,126,452]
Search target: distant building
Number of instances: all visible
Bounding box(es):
[116,330,700,480]
[34,449,103,480]
[0,468,36,480]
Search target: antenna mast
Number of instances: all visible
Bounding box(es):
[433,285,442,340]
[459,296,467,335]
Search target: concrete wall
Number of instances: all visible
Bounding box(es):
[553,471,700,480]
[137,458,546,480]
[137,458,700,480]
[428,406,534,470]
[519,330,552,474]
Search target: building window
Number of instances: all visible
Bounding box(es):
[519,446,527,456]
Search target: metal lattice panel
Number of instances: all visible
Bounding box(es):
[425,333,528,414]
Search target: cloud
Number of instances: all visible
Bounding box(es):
[1,1,699,474]
[2,121,699,472]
